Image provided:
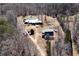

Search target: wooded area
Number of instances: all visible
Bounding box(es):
[0,3,79,56]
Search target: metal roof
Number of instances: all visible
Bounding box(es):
[25,18,42,23]
[42,29,54,33]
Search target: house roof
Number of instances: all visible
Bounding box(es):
[25,18,42,23]
[42,29,54,33]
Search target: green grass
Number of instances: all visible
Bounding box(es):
[0,18,14,34]
[64,29,71,43]
[0,17,16,42]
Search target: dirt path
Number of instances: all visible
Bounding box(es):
[17,16,47,56]
[73,43,79,56]
[67,16,79,56]
[27,31,46,56]
[17,15,65,56]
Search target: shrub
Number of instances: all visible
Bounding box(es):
[0,19,14,34]
[64,29,71,43]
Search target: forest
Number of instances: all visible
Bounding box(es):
[0,3,79,56]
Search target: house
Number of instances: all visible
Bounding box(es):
[42,29,54,40]
[23,18,43,25]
